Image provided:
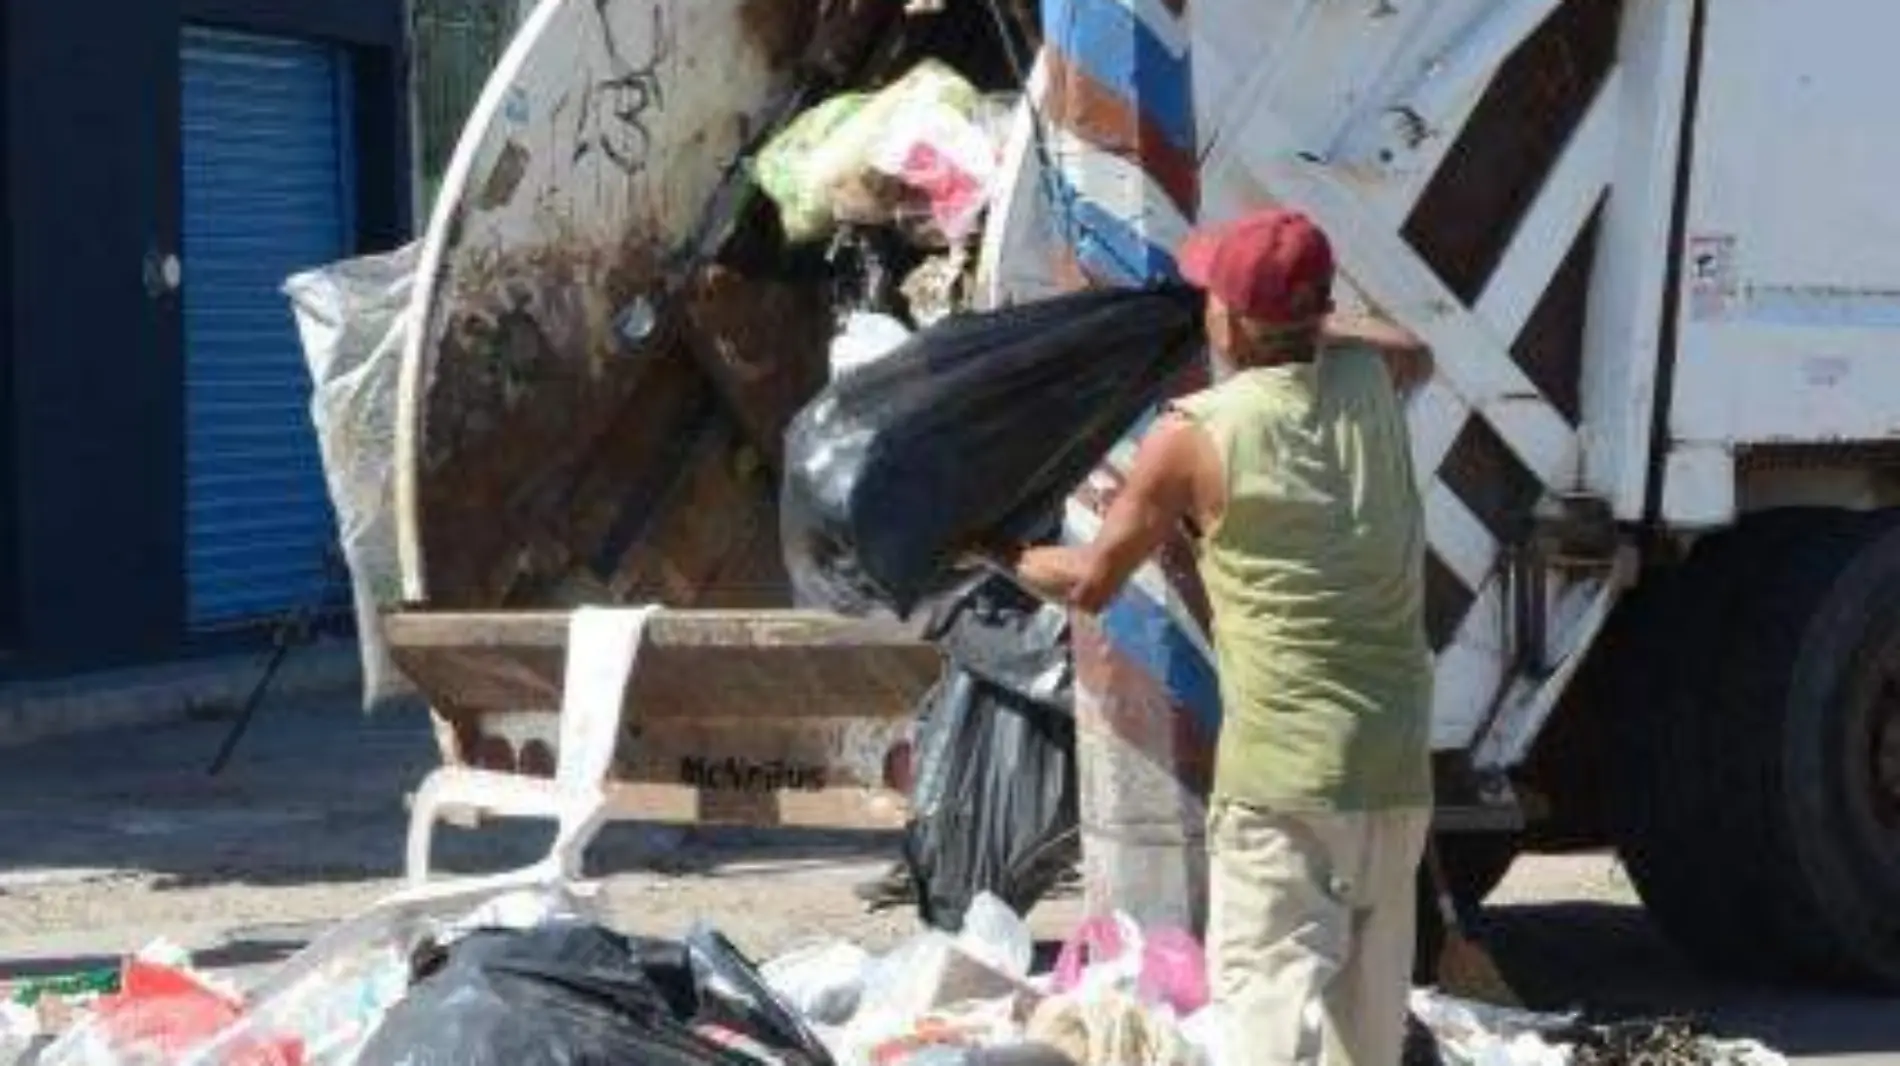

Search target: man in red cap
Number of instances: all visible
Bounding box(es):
[994,207,1433,1065]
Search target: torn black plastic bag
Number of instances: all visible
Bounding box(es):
[908,574,1071,820]
[782,284,1203,617]
[904,663,1080,931]
[356,921,832,1066]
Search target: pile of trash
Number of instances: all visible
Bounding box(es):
[1404,991,1790,1066]
[753,58,1022,386]
[0,880,1802,1066]
[0,888,1218,1066]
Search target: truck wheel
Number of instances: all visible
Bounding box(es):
[1612,510,1900,989]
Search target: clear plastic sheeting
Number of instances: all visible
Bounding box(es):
[283,243,419,710]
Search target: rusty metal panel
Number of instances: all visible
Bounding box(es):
[385,608,938,822]
[396,0,837,610]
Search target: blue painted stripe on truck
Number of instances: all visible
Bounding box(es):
[1042,0,1197,156]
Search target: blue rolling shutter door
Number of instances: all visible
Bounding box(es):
[182,28,352,627]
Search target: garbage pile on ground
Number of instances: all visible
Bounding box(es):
[1,883,1803,1066]
[1404,990,1790,1066]
[0,889,1218,1066]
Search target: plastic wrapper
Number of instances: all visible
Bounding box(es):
[901,253,974,328]
[864,99,999,247]
[38,959,295,1066]
[1050,917,1207,1017]
[953,895,1033,982]
[1024,989,1199,1066]
[781,285,1203,619]
[832,313,914,380]
[0,1001,40,1066]
[184,885,599,1066]
[762,943,873,1027]
[849,902,1037,1031]
[851,998,1022,1066]
[282,243,419,711]
[832,901,1039,1063]
[753,61,980,244]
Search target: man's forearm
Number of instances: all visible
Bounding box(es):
[1009,544,1089,606]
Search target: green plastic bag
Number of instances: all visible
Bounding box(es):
[754,93,871,242]
[753,60,980,244]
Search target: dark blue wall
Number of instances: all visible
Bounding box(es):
[0,0,16,651]
[2,0,410,675]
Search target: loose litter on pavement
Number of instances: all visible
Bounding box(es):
[1406,990,1792,1066]
[0,889,1800,1066]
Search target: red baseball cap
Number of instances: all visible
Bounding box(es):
[1178,208,1336,327]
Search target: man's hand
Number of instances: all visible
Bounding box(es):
[1323,308,1434,395]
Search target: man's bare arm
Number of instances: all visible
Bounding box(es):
[1004,414,1222,613]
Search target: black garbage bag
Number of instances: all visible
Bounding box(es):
[782,284,1203,617]
[903,663,1080,932]
[357,922,832,1066]
[923,571,1072,710]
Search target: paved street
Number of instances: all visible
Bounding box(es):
[0,701,1894,1062]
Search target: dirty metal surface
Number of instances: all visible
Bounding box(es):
[385,609,936,823]
[396,0,834,611]
[384,609,937,716]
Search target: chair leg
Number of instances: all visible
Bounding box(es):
[405,766,569,887]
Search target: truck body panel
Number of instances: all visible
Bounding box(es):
[396,0,817,612]
[1668,0,1900,530]
[983,0,1693,762]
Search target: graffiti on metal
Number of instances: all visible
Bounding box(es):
[573,1,669,173]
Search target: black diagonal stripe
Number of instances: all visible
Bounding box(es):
[1402,0,1626,304]
[1511,207,1601,426]
[1441,417,1542,551]
[1425,550,1475,653]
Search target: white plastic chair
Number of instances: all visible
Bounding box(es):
[399,605,655,897]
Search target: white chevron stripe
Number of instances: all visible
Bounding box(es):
[1425,481,1499,592]
[1410,379,1470,493]
[1431,575,1508,748]
[1042,128,1195,250]
[1476,73,1620,344]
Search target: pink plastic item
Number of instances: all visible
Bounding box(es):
[1051,916,1127,994]
[1136,927,1209,1015]
[1050,919,1209,1016]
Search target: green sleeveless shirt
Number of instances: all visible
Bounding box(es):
[1172,345,1433,811]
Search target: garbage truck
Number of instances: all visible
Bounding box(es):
[383,0,1900,990]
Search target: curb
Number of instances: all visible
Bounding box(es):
[0,640,364,749]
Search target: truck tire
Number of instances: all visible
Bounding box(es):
[1611,509,1900,989]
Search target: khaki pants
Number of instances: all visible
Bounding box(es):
[1207,800,1430,1066]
